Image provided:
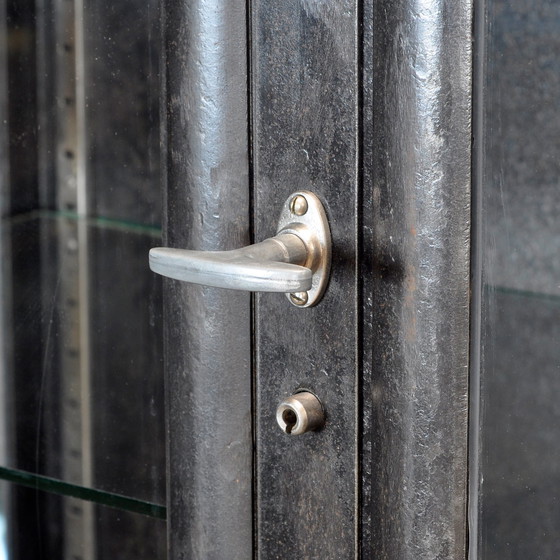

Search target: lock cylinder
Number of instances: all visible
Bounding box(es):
[276,392,325,435]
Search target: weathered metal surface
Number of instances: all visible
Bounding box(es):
[361,0,472,558]
[162,0,472,556]
[162,0,252,558]
[252,0,360,557]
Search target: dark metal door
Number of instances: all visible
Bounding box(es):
[161,1,472,558]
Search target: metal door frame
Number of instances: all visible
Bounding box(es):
[162,0,473,557]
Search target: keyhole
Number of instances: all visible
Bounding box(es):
[282,409,298,434]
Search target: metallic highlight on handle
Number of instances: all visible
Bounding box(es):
[149,233,311,292]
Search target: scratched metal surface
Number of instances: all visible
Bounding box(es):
[361,0,472,558]
[252,1,360,557]
[162,0,253,558]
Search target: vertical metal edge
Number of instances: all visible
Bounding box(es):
[364,0,473,557]
[53,0,78,212]
[468,0,486,557]
[163,1,252,558]
[159,0,171,555]
[75,1,94,554]
[49,1,95,552]
[74,0,87,216]
[245,1,258,557]
[53,216,95,560]
[77,218,94,559]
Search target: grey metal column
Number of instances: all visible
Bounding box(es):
[162,1,252,559]
[361,0,473,558]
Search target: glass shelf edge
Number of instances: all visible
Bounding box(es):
[0,466,167,520]
[1,209,162,237]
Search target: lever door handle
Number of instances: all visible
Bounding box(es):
[149,191,331,307]
[149,234,310,292]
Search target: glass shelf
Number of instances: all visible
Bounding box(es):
[488,284,560,304]
[0,212,166,507]
[0,479,166,559]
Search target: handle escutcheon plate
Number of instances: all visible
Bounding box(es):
[276,191,331,307]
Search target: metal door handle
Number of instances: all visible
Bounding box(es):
[149,191,331,307]
[149,234,310,292]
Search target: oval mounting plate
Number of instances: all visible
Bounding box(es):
[276,191,331,308]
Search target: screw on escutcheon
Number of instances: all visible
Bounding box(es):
[289,194,308,216]
[289,291,309,306]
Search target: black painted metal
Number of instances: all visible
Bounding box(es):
[163,0,472,557]
[362,0,472,558]
[252,1,360,557]
[162,0,253,558]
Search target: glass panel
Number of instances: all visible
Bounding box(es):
[83,0,161,227]
[0,213,165,505]
[0,480,166,559]
[476,0,560,557]
[1,0,165,532]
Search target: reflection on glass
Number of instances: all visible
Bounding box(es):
[0,485,7,560]
[2,0,165,555]
[478,0,560,557]
[0,214,165,506]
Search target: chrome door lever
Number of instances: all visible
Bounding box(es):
[149,191,331,307]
